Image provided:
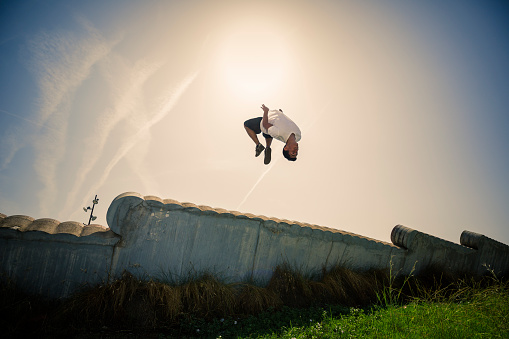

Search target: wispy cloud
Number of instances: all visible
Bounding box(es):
[0,125,26,171]
[0,108,61,132]
[60,57,164,218]
[78,70,200,216]
[28,19,119,215]
[0,108,63,171]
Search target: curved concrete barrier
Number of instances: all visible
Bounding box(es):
[1,192,508,299]
[461,230,483,250]
[391,225,416,249]
[106,192,402,284]
[460,230,509,275]
[0,213,120,298]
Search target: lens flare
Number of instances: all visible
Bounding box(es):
[217,27,291,99]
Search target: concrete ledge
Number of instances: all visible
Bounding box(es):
[108,192,395,246]
[0,214,117,238]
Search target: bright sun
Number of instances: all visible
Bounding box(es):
[217,27,291,99]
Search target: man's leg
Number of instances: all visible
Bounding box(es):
[244,125,261,145]
[244,118,265,157]
[265,136,272,149]
[263,135,272,165]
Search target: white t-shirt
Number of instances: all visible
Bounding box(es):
[260,110,301,144]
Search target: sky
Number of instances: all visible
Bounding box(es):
[1,0,508,246]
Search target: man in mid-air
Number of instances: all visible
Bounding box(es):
[243,104,301,165]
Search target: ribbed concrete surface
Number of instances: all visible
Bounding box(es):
[1,191,508,299]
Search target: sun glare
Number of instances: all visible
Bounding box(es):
[217,27,291,99]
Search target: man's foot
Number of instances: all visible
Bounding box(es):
[255,143,265,157]
[264,147,272,165]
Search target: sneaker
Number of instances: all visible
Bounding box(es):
[264,147,272,165]
[255,143,265,157]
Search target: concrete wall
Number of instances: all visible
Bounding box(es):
[106,192,403,284]
[0,214,120,299]
[1,192,508,299]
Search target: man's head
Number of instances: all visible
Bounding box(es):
[283,142,298,161]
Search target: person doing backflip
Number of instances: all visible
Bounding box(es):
[243,104,301,165]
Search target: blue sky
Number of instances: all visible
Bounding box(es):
[1,0,508,246]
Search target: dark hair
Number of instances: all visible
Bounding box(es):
[283,149,296,161]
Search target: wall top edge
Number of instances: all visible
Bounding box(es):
[113,192,396,247]
[0,213,118,238]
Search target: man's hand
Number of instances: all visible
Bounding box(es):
[261,104,273,130]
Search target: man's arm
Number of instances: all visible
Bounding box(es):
[261,104,273,130]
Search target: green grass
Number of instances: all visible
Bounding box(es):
[168,280,508,338]
[1,265,507,338]
[263,286,508,338]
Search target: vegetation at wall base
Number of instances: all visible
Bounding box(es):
[0,265,507,338]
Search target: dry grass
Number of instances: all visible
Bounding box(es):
[321,266,384,306]
[394,264,486,304]
[147,280,182,320]
[235,283,282,314]
[4,262,499,334]
[59,271,159,327]
[266,264,314,307]
[54,264,390,329]
[180,273,236,318]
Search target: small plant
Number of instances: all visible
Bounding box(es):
[82,195,99,225]
[376,257,417,306]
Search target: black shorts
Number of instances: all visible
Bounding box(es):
[244,117,273,139]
